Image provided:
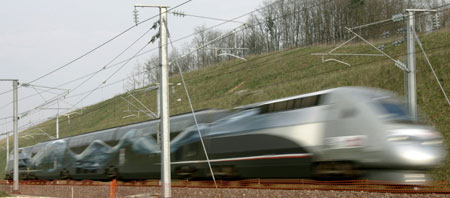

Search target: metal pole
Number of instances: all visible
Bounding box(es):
[406,10,417,119]
[6,131,9,162]
[134,5,170,196]
[157,86,161,118]
[156,86,161,148]
[159,6,171,198]
[56,100,59,139]
[12,80,19,192]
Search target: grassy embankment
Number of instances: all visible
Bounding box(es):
[0,29,449,180]
[0,191,8,197]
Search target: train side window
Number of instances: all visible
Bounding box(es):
[259,94,323,114]
[286,99,295,109]
[273,101,288,112]
[260,105,269,114]
[293,98,303,109]
[302,95,320,107]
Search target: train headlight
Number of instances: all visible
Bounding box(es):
[401,149,435,162]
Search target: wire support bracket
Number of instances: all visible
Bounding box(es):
[218,53,247,61]
[311,27,410,72]
[120,95,157,119]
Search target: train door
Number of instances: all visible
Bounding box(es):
[323,97,367,159]
[319,95,367,178]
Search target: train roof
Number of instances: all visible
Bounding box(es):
[27,108,227,145]
[234,86,394,110]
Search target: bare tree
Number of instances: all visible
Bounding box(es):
[124,64,149,91]
[125,0,447,92]
[145,56,160,84]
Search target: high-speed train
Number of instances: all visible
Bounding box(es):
[4,87,446,183]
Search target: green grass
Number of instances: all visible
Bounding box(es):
[0,191,8,197]
[1,28,449,180]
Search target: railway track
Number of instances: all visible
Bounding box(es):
[1,179,449,197]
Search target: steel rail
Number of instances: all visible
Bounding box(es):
[1,179,449,194]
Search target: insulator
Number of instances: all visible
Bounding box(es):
[133,8,139,26]
[152,21,159,30]
[172,11,185,17]
[392,13,404,22]
[433,13,440,29]
[395,60,408,72]
[397,28,406,34]
[149,36,156,44]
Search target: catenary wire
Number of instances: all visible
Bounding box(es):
[22,39,450,132]
[0,0,193,98]
[4,2,450,131]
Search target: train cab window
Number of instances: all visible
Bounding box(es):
[377,101,416,123]
[380,102,408,117]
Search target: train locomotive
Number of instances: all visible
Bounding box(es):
[4,87,446,183]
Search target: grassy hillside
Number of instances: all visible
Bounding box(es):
[1,29,449,180]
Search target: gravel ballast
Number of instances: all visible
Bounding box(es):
[0,184,448,198]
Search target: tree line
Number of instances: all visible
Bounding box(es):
[124,0,449,90]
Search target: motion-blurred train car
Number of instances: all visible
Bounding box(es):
[4,109,230,180]
[4,87,446,183]
[170,87,446,183]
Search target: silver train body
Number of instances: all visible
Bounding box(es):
[4,87,446,183]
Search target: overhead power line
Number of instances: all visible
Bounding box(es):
[4,1,450,132]
[69,40,152,110]
[171,11,245,24]
[0,1,194,122]
[0,0,193,98]
[29,6,447,117]
[173,42,450,109]
[0,22,158,116]
[3,0,335,130]
[2,16,444,130]
[2,0,449,107]
[3,0,333,103]
[26,0,192,85]
[0,1,434,114]
[27,31,450,132]
[23,40,450,135]
[68,24,158,96]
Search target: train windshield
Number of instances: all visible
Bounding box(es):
[377,101,417,124]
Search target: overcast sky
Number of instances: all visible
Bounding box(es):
[0,0,268,135]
